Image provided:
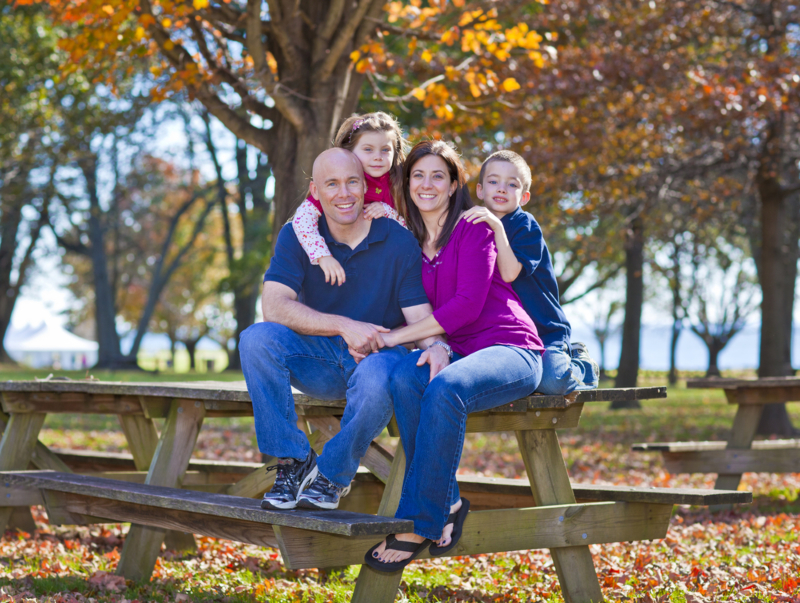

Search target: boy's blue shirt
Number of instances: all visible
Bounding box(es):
[500,206,571,347]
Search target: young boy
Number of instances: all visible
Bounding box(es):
[462,150,599,396]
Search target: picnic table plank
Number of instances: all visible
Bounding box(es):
[0,471,412,536]
[516,429,603,603]
[117,399,205,579]
[0,412,46,533]
[686,377,800,389]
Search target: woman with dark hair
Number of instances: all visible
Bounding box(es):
[364,140,544,572]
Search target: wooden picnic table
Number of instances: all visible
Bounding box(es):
[0,379,750,603]
[633,377,800,493]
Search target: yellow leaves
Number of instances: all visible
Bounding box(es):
[266,52,277,73]
[134,26,145,41]
[411,87,426,101]
[421,49,433,63]
[528,51,545,68]
[101,5,114,15]
[163,40,175,51]
[459,9,484,27]
[162,18,172,28]
[501,77,520,92]
[350,50,361,62]
[193,0,208,9]
[139,14,155,27]
[441,28,459,46]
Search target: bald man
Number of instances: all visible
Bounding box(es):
[240,149,449,511]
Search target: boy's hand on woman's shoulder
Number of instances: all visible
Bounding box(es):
[461,206,503,233]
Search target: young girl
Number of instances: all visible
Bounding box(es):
[292,112,407,286]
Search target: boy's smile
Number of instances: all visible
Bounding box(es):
[476,160,531,217]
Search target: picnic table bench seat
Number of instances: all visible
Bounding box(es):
[632,378,800,498]
[0,469,751,574]
[0,379,751,603]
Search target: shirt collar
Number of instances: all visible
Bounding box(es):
[500,206,524,224]
[319,212,389,250]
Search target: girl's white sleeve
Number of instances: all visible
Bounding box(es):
[292,199,331,265]
[381,202,407,228]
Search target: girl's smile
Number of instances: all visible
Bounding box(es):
[352,131,395,178]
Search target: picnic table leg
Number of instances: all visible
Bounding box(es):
[516,429,604,603]
[0,413,47,533]
[116,400,205,580]
[118,415,197,552]
[713,404,764,499]
[351,443,407,603]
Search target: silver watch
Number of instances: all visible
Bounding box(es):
[430,341,453,360]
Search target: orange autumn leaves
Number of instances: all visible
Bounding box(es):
[20,0,554,124]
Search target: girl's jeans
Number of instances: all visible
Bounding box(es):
[240,321,409,488]
[390,345,543,539]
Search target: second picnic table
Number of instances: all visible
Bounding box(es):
[633,377,800,492]
[0,379,750,603]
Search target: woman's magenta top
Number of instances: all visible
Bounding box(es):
[423,219,544,357]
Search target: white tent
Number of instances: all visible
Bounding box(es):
[5,321,99,369]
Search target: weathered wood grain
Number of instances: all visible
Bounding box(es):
[714,404,764,493]
[466,404,583,433]
[687,377,800,390]
[664,448,800,475]
[0,472,413,536]
[726,386,800,406]
[516,429,604,603]
[0,381,666,412]
[277,501,673,570]
[0,413,46,532]
[633,439,800,453]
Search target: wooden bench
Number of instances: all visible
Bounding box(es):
[0,380,751,603]
[632,377,800,498]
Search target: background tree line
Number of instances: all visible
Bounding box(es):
[2,0,799,433]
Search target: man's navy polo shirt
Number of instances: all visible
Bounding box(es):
[501,206,571,347]
[264,216,429,329]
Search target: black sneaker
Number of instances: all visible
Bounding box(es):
[571,342,600,386]
[296,471,351,510]
[261,449,318,510]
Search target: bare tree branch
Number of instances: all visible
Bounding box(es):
[316,0,372,82]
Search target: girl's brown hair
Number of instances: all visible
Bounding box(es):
[403,140,473,250]
[333,112,407,218]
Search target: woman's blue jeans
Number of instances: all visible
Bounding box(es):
[390,345,542,539]
[240,322,409,488]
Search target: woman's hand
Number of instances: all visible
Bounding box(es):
[461,206,503,234]
[363,204,386,221]
[318,255,346,286]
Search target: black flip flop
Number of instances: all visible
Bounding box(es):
[429,498,470,557]
[364,534,431,573]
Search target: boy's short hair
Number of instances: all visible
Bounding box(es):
[479,150,532,193]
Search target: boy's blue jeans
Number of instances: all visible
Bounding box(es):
[538,343,598,395]
[239,322,409,488]
[389,345,542,539]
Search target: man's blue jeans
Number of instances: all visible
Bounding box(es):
[239,322,409,488]
[389,345,542,539]
[538,343,598,395]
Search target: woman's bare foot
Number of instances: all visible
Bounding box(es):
[372,532,427,564]
[435,498,463,549]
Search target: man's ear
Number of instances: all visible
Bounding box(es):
[476,183,484,201]
[309,181,320,201]
[519,191,531,207]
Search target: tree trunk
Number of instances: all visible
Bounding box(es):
[185,339,198,371]
[0,192,24,364]
[667,241,683,386]
[705,339,722,378]
[596,336,607,380]
[612,213,644,408]
[754,148,798,435]
[80,156,128,369]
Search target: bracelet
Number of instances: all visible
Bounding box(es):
[430,341,453,360]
